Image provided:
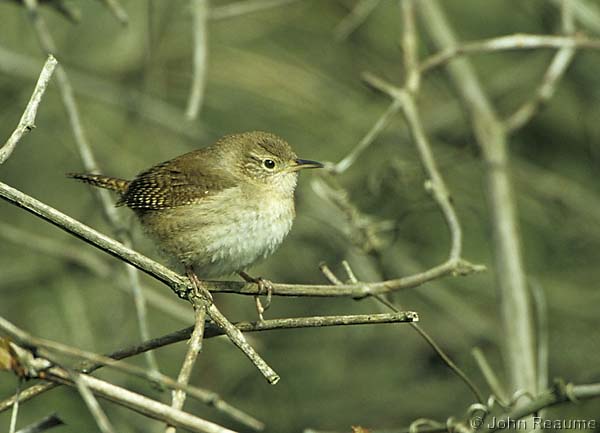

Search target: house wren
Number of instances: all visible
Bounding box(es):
[68,131,322,285]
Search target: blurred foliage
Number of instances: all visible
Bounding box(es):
[1,0,600,432]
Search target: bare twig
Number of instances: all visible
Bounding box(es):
[186,0,208,120]
[418,0,537,397]
[374,294,484,404]
[0,314,262,430]
[209,0,301,20]
[322,262,483,405]
[5,347,235,433]
[319,262,344,285]
[194,294,280,384]
[362,73,463,260]
[471,347,509,406]
[331,100,401,174]
[72,373,117,433]
[504,0,577,133]
[0,312,417,421]
[9,379,22,433]
[52,370,236,433]
[166,306,207,433]
[0,54,56,165]
[0,316,242,409]
[419,33,600,74]
[334,0,381,41]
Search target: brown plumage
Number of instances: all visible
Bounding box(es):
[68,131,322,277]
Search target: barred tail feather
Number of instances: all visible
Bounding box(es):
[67,173,130,194]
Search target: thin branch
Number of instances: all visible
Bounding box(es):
[362,73,463,260]
[50,370,235,433]
[72,373,117,433]
[0,315,245,410]
[166,306,207,433]
[504,0,577,133]
[186,0,208,120]
[333,0,381,41]
[418,0,537,397]
[321,262,483,405]
[471,347,509,405]
[374,294,484,404]
[5,349,235,433]
[96,0,129,25]
[330,100,401,174]
[0,54,56,165]
[209,0,301,20]
[9,379,22,433]
[15,413,64,433]
[123,259,163,378]
[419,33,600,74]
[0,181,483,299]
[0,312,417,423]
[195,295,280,384]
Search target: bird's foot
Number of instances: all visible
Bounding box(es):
[239,271,273,321]
[185,266,213,303]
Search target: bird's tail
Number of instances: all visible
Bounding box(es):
[67,173,130,194]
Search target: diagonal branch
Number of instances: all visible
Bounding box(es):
[0,312,417,424]
[419,33,600,74]
[361,73,463,261]
[166,305,207,433]
[418,0,537,399]
[0,55,57,165]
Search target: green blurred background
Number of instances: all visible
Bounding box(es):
[1,0,599,432]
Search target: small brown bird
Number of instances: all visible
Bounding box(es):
[69,131,322,298]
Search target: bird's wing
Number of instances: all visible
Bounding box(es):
[120,151,237,210]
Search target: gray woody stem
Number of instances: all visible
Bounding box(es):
[418,0,537,397]
[0,55,57,165]
[166,306,207,433]
[0,312,417,425]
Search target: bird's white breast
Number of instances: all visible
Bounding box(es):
[141,186,295,278]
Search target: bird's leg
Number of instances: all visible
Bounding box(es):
[238,271,273,321]
[185,265,213,302]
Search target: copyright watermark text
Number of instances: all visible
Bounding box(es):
[471,416,597,430]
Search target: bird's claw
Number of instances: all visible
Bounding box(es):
[239,271,273,321]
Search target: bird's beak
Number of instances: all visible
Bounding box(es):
[291,159,324,171]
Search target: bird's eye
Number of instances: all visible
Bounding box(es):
[263,159,276,169]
